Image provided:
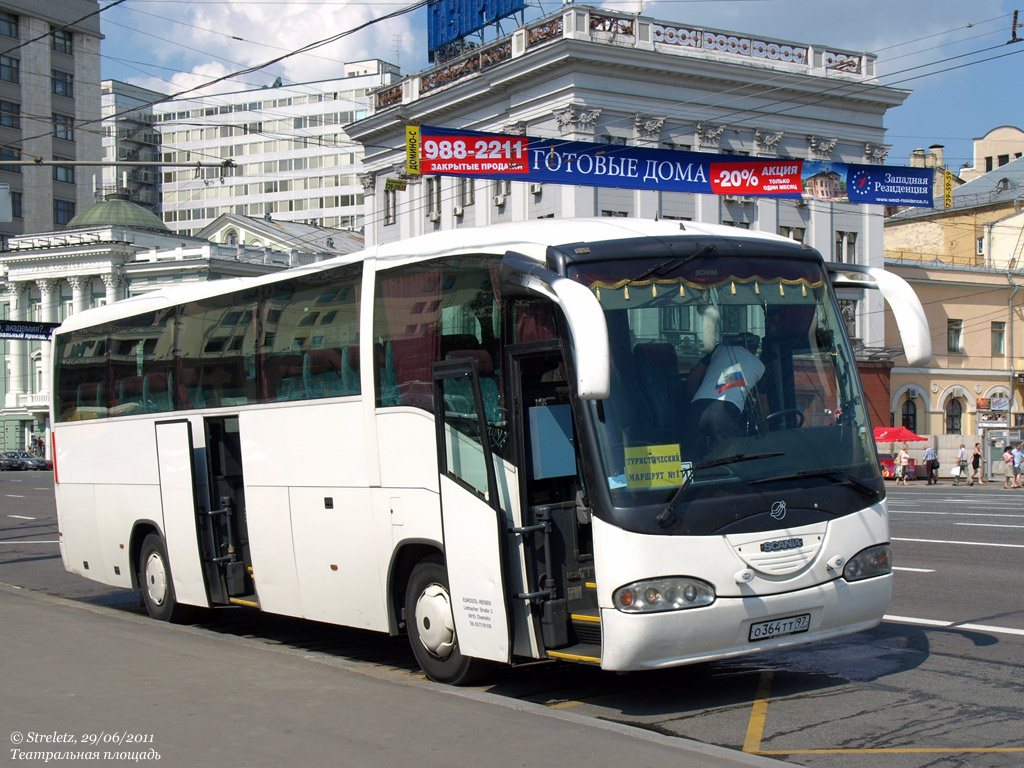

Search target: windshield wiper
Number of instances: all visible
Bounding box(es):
[749,468,880,498]
[656,452,785,527]
[628,243,717,284]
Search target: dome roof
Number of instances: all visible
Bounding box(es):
[67,193,168,231]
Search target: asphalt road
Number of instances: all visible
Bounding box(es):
[1,472,1022,768]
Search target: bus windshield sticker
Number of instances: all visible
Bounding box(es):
[624,444,682,489]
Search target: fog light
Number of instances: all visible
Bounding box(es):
[614,577,715,613]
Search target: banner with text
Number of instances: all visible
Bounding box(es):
[0,320,61,341]
[408,125,934,207]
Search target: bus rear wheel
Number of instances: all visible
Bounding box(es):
[138,533,193,623]
[405,557,492,685]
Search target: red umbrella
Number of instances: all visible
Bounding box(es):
[873,426,927,442]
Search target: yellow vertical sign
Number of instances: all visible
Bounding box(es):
[943,169,953,208]
[406,125,421,176]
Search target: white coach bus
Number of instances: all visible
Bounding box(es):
[51,218,929,684]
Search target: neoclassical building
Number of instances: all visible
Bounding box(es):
[0,195,356,453]
[348,4,910,353]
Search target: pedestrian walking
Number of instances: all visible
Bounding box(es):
[1003,445,1015,489]
[954,443,968,486]
[970,443,985,485]
[1013,443,1023,488]
[922,444,938,485]
[897,443,911,486]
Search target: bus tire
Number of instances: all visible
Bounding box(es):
[138,533,193,623]
[405,556,492,685]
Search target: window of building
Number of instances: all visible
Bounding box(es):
[0,11,17,39]
[901,400,917,433]
[778,225,805,243]
[945,398,962,435]
[51,27,72,55]
[457,177,474,208]
[11,190,21,218]
[52,70,73,98]
[947,319,963,354]
[53,113,74,141]
[1,147,20,173]
[54,199,75,225]
[601,210,628,217]
[998,154,1010,167]
[425,176,440,219]
[0,100,19,129]
[977,236,985,255]
[835,231,857,263]
[992,321,1006,357]
[0,55,19,84]
[54,161,74,184]
[985,157,994,172]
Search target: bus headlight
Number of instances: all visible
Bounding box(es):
[842,544,892,582]
[614,577,715,613]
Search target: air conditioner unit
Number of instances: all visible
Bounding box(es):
[452,206,464,217]
[493,195,507,206]
[530,183,543,195]
[428,210,440,222]
[907,389,917,399]
[1016,374,1024,384]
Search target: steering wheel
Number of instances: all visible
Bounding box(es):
[762,409,805,430]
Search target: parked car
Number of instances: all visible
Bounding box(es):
[1,451,47,471]
[879,453,916,480]
[0,453,21,471]
[15,452,48,471]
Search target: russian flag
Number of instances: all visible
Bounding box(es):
[716,370,747,393]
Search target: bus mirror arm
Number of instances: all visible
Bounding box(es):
[500,252,611,399]
[827,264,931,367]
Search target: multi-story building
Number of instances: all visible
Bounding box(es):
[100,79,166,210]
[0,193,355,453]
[0,1,101,242]
[155,59,400,237]
[958,125,1024,182]
[348,5,909,354]
[884,155,1024,452]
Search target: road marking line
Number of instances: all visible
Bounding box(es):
[7,515,36,520]
[893,567,935,572]
[885,615,1024,637]
[891,510,1024,518]
[742,670,773,753]
[5,494,25,498]
[956,522,1024,529]
[757,748,1024,755]
[892,537,1024,549]
[0,540,59,544]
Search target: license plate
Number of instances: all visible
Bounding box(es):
[748,613,811,642]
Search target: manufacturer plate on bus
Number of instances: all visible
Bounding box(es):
[748,613,811,642]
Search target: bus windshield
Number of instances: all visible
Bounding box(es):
[568,252,881,524]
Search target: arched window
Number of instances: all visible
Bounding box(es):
[945,399,963,435]
[224,230,238,245]
[901,400,917,433]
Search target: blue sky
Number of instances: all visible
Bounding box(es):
[99,0,1022,171]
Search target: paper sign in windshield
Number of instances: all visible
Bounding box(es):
[624,444,683,488]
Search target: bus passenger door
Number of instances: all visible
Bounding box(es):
[432,359,512,664]
[154,419,208,607]
[508,345,598,660]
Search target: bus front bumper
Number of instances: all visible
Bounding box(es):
[597,573,892,671]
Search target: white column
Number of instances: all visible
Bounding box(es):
[37,279,58,397]
[67,275,90,315]
[5,283,27,406]
[102,272,123,305]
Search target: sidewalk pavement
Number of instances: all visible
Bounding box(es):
[0,584,792,768]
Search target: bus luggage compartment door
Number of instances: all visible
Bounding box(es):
[433,360,512,664]
[154,419,209,608]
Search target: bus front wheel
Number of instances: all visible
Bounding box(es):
[138,533,193,623]
[405,557,492,685]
